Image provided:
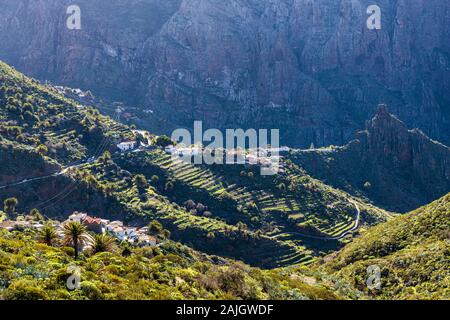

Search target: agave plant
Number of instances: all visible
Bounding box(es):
[63,221,92,259]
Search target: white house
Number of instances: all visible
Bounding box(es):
[105,221,123,232]
[138,235,158,247]
[165,145,176,154]
[125,228,139,242]
[68,212,87,223]
[117,141,136,152]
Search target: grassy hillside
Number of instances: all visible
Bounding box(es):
[321,193,450,300]
[0,61,132,171]
[0,60,448,300]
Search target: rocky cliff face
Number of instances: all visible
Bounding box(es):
[364,105,450,188]
[0,0,449,147]
[291,105,450,212]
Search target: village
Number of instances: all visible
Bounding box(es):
[115,129,289,174]
[0,212,159,248]
[164,144,289,170]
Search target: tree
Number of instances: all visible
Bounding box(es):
[4,197,18,215]
[99,151,111,165]
[134,174,148,190]
[90,234,117,254]
[40,223,58,246]
[104,184,116,196]
[203,211,212,218]
[184,200,196,210]
[162,229,171,240]
[196,203,207,213]
[36,144,48,156]
[165,181,174,192]
[151,175,159,184]
[63,221,92,260]
[155,135,173,148]
[148,220,164,236]
[30,208,44,221]
[207,232,215,240]
[236,222,248,231]
[277,182,286,193]
[148,220,171,240]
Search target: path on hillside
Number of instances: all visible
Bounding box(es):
[272,200,361,241]
[0,159,94,191]
[0,148,142,191]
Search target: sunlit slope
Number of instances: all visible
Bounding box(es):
[321,193,450,299]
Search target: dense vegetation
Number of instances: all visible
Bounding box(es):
[0,228,340,300]
[321,193,450,300]
[0,61,131,171]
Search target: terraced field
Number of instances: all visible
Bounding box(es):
[70,146,392,269]
[83,158,314,268]
[125,151,388,238]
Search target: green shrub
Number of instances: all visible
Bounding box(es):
[81,281,104,300]
[3,279,48,300]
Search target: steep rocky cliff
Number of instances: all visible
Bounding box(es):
[0,0,448,147]
[290,105,450,212]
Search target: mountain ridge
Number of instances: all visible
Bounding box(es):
[290,104,450,212]
[0,0,449,147]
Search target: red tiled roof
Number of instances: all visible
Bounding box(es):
[83,216,102,225]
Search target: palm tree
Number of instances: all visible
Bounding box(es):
[3,197,18,215]
[90,233,117,254]
[40,223,58,246]
[63,221,92,259]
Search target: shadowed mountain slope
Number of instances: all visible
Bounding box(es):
[290,105,450,212]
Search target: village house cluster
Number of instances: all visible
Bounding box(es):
[116,129,155,152]
[0,212,158,247]
[68,212,158,246]
[165,145,289,171]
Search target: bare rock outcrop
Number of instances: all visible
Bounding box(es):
[0,0,448,147]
